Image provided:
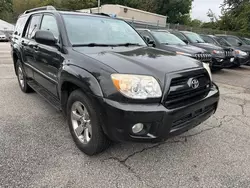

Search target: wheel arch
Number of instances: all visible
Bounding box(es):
[59,66,104,115]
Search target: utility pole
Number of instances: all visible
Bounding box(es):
[98,0,101,13]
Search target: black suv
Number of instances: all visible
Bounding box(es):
[200,34,249,67]
[171,30,235,69]
[216,35,250,65]
[11,6,219,155]
[137,29,212,63]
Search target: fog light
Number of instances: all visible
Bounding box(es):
[132,123,144,134]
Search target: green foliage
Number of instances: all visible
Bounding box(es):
[0,0,193,25]
[219,0,250,33]
[0,0,13,22]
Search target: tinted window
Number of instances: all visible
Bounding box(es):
[26,15,41,39]
[152,32,186,45]
[14,16,27,36]
[62,15,146,46]
[201,35,217,45]
[40,15,59,38]
[184,32,205,43]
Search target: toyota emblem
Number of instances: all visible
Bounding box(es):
[191,78,199,89]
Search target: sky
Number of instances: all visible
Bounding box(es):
[191,0,224,22]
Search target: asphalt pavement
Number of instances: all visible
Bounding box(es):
[1,42,250,188]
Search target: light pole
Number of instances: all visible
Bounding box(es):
[98,0,101,13]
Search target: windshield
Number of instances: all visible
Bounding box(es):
[184,32,205,43]
[0,31,4,35]
[224,36,244,46]
[62,14,146,46]
[152,32,186,45]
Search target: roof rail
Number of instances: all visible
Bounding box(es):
[23,6,56,14]
[92,13,111,17]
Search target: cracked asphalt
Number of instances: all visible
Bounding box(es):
[1,42,250,188]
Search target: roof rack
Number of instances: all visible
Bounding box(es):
[24,6,56,14]
[92,13,111,17]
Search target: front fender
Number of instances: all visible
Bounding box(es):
[59,65,103,98]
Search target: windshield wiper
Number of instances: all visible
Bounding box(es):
[116,43,143,47]
[72,43,116,47]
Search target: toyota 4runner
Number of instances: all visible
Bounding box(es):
[11,6,219,155]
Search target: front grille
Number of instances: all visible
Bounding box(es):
[164,71,211,109]
[194,53,212,62]
[224,49,234,57]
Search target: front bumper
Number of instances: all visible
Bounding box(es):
[212,57,235,68]
[98,84,219,142]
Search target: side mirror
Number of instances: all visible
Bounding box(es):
[34,30,57,46]
[183,39,189,44]
[238,42,243,46]
[143,36,155,47]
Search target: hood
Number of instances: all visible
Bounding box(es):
[73,46,203,75]
[160,44,208,54]
[191,42,222,52]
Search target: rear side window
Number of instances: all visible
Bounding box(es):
[25,15,41,39]
[14,16,27,36]
[40,15,59,39]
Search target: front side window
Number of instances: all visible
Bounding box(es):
[152,32,186,45]
[62,14,146,46]
[40,15,59,39]
[184,32,205,43]
[26,15,41,39]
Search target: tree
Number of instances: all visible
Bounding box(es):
[0,0,13,22]
[189,19,203,27]
[219,0,250,32]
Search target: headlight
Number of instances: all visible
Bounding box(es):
[111,74,162,99]
[176,51,192,57]
[212,50,224,55]
[235,50,248,56]
[203,63,212,81]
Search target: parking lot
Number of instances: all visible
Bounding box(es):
[1,42,250,188]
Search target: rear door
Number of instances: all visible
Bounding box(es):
[21,14,42,77]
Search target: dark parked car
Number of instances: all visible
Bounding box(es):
[11,6,219,155]
[216,35,250,65]
[171,30,235,69]
[137,29,212,63]
[200,34,249,67]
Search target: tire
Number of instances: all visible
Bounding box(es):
[16,60,32,93]
[67,89,110,155]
